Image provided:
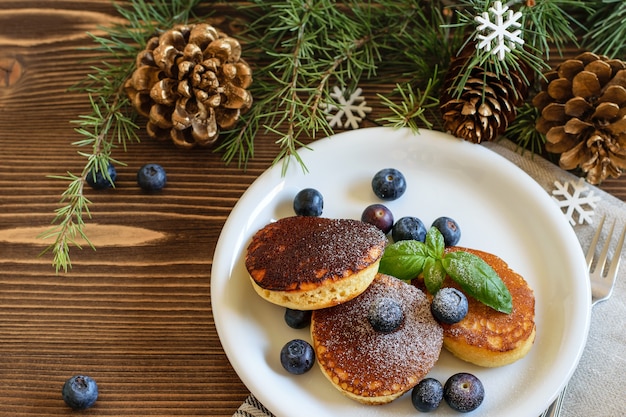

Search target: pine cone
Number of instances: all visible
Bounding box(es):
[124,24,253,149]
[533,52,626,184]
[440,45,528,143]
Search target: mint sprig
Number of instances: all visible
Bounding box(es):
[379,227,513,314]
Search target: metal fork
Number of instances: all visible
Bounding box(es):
[539,216,626,417]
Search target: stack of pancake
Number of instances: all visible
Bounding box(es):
[245,216,536,405]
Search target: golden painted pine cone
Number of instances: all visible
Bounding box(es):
[124,23,253,149]
[440,46,528,144]
[533,52,626,184]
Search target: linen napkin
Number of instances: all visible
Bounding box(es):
[233,138,626,417]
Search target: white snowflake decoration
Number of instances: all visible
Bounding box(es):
[322,86,372,129]
[552,178,601,226]
[474,1,524,61]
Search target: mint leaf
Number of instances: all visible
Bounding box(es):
[423,257,446,294]
[379,240,428,280]
[425,226,444,259]
[441,251,513,314]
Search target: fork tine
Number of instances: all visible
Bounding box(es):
[604,222,626,281]
[586,215,605,269]
[594,220,615,278]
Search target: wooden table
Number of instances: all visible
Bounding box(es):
[1,2,624,416]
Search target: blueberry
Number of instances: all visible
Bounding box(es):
[284,308,312,329]
[367,297,404,333]
[444,373,485,413]
[371,168,406,200]
[391,216,427,242]
[62,375,98,410]
[137,163,167,192]
[293,188,323,216]
[280,339,315,375]
[432,216,461,246]
[412,378,444,412]
[85,162,116,190]
[431,287,469,324]
[361,204,394,234]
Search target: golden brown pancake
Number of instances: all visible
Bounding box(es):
[311,274,443,404]
[245,216,387,310]
[414,247,536,367]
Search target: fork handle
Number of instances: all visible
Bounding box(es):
[540,384,567,417]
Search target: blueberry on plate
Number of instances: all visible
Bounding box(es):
[371,168,406,201]
[85,162,116,190]
[444,372,485,413]
[391,216,427,242]
[284,308,312,329]
[137,163,167,192]
[367,297,404,333]
[412,377,444,412]
[293,188,324,216]
[361,203,394,234]
[62,375,98,410]
[432,216,461,246]
[280,339,315,375]
[431,287,469,324]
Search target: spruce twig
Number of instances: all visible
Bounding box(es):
[222,0,384,175]
[521,0,590,59]
[583,0,626,57]
[504,102,545,155]
[39,92,133,273]
[377,75,441,133]
[41,0,201,272]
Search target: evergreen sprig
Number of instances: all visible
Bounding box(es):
[377,76,441,132]
[504,102,545,155]
[41,0,201,272]
[583,0,626,57]
[44,0,623,271]
[220,0,386,174]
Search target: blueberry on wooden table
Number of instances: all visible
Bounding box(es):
[137,163,167,191]
[85,162,116,190]
[62,375,98,410]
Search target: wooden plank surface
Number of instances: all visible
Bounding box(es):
[1,1,625,416]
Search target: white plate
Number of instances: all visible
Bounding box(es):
[211,127,590,417]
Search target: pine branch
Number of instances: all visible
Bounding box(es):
[583,0,626,57]
[377,75,441,133]
[40,0,201,272]
[504,102,545,155]
[219,0,385,174]
[521,0,590,59]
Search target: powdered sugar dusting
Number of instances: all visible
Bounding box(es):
[247,217,386,290]
[312,274,443,396]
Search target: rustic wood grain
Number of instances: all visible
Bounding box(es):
[0,1,625,416]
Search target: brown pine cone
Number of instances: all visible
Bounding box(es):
[533,52,626,184]
[440,45,528,143]
[125,24,252,149]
